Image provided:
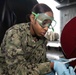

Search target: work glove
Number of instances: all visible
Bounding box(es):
[52,60,75,75]
[69,66,76,75]
[44,31,59,41]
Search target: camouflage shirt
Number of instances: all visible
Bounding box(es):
[1,23,52,75]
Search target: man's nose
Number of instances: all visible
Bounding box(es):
[43,26,48,31]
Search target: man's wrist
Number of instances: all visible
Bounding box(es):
[50,62,54,69]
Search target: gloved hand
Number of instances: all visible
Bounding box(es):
[52,60,75,75]
[58,58,69,67]
[69,66,76,75]
[44,31,59,41]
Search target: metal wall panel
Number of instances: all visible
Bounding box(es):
[60,6,76,32]
[57,3,76,33]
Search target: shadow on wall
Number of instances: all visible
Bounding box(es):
[0,0,38,45]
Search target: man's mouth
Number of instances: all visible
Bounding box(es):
[41,32,46,36]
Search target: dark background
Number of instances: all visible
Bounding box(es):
[0,0,38,45]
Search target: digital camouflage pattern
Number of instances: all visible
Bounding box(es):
[0,23,52,75]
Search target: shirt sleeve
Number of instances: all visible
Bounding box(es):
[1,27,52,75]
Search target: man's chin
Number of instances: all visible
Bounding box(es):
[38,35,44,38]
[35,34,44,38]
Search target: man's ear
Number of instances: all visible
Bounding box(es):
[30,14,35,22]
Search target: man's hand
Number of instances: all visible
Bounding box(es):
[52,60,75,75]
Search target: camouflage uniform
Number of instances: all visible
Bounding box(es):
[1,23,52,75]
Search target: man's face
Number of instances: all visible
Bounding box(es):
[31,11,54,37]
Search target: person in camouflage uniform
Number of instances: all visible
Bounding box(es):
[0,3,75,75]
[1,22,52,75]
[0,3,54,75]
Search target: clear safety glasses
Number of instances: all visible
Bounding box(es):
[32,12,57,31]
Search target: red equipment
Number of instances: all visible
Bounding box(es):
[61,17,76,67]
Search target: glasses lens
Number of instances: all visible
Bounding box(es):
[41,19,51,27]
[49,20,56,29]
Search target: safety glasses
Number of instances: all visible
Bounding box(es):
[32,12,57,31]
